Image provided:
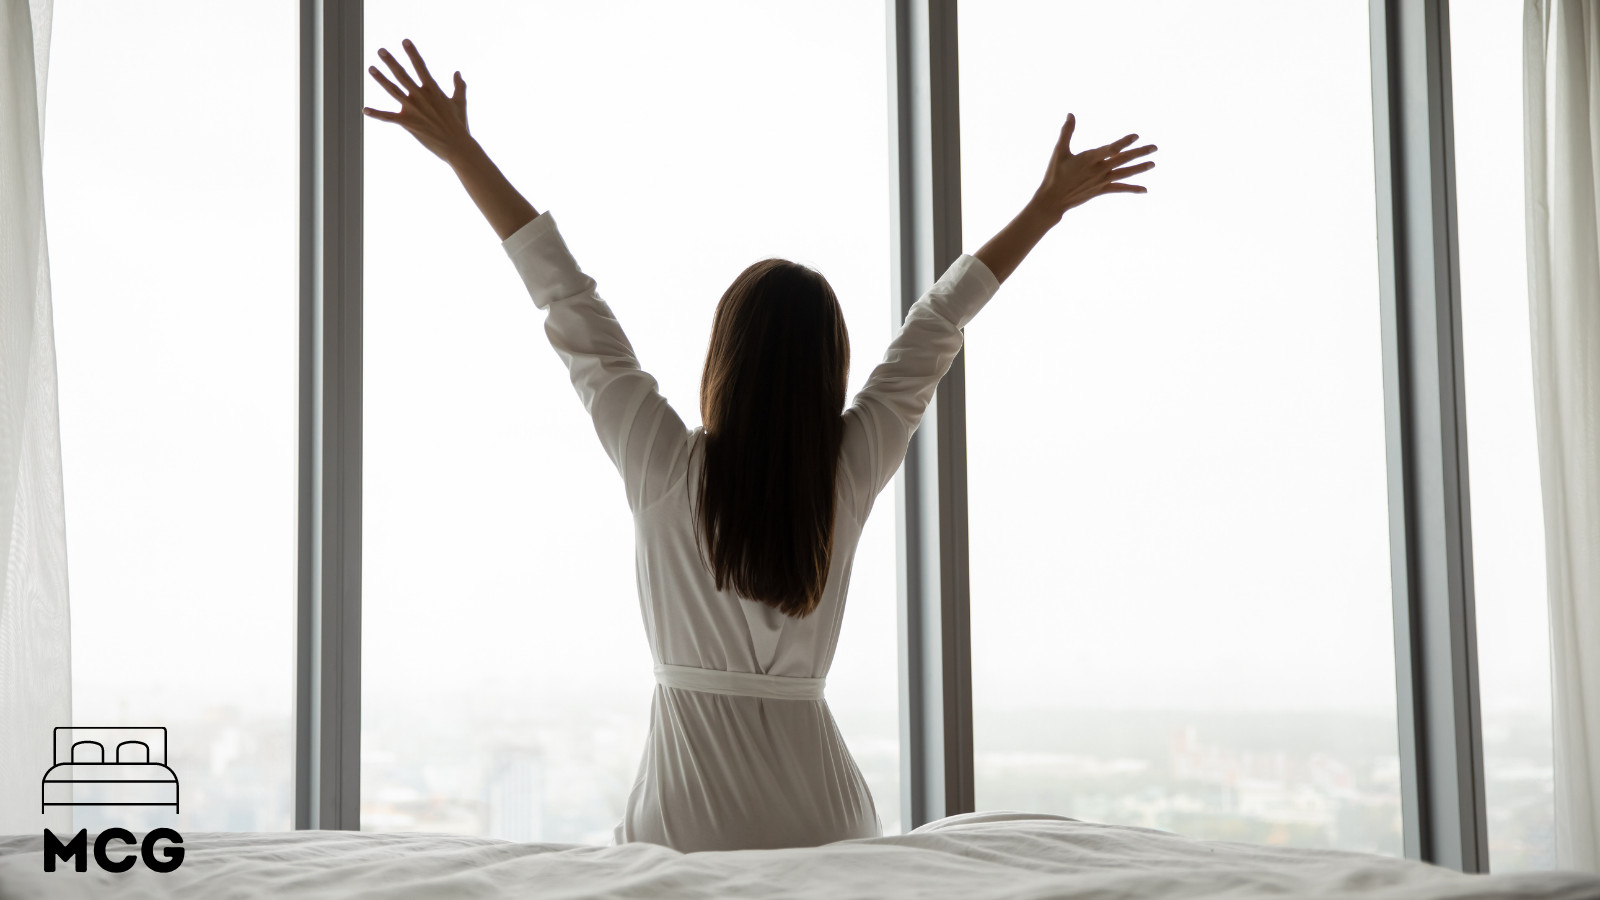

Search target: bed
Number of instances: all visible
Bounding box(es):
[2,811,1596,899]
[38,726,180,814]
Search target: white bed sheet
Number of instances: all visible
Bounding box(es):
[2,812,1596,899]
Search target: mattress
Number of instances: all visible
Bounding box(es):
[2,811,1595,899]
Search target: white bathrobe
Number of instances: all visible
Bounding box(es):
[502,212,999,852]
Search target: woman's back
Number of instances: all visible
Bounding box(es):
[623,438,878,850]
[501,211,999,851]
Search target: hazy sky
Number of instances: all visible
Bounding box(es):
[44,0,1547,801]
[961,1,1395,715]
[47,0,299,720]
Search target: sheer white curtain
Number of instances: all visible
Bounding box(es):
[1525,0,1600,875]
[0,0,70,834]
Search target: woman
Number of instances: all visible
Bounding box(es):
[365,39,1156,853]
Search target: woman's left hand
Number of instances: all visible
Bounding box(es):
[1029,114,1157,222]
[364,39,474,164]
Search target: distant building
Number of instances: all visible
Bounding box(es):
[485,746,546,842]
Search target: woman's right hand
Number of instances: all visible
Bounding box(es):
[363,38,475,166]
[1028,114,1157,222]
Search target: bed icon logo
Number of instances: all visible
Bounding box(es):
[41,726,180,814]
[40,726,185,873]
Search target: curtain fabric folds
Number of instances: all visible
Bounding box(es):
[0,0,70,834]
[1525,0,1600,875]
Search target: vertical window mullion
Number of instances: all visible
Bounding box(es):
[888,0,974,830]
[1368,0,1488,871]
[296,0,364,832]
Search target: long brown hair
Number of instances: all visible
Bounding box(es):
[692,258,850,618]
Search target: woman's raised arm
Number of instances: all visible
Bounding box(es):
[364,39,690,514]
[837,115,1156,519]
[364,39,539,241]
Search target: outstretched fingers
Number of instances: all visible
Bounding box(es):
[1088,133,1140,161]
[369,65,407,104]
[1109,160,1156,180]
[363,107,401,122]
[1100,139,1157,195]
[1108,143,1158,168]
[401,38,438,88]
[377,47,419,92]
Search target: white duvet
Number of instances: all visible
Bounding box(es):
[2,812,1596,899]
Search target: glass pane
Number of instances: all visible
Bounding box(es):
[1449,4,1556,872]
[961,1,1401,854]
[44,0,298,831]
[362,0,898,840]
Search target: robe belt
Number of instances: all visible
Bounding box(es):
[654,663,825,701]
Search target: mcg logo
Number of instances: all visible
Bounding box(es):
[38,726,185,874]
[43,828,184,873]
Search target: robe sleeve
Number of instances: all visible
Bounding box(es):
[837,254,1002,521]
[503,212,692,513]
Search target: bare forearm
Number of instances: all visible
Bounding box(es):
[449,139,541,241]
[973,198,1059,286]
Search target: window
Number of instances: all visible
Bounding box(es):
[28,0,1522,856]
[1448,3,1556,872]
[361,0,899,839]
[44,0,298,831]
[960,0,1401,853]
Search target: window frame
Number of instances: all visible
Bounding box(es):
[1368,0,1487,870]
[296,0,363,832]
[295,0,1489,870]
